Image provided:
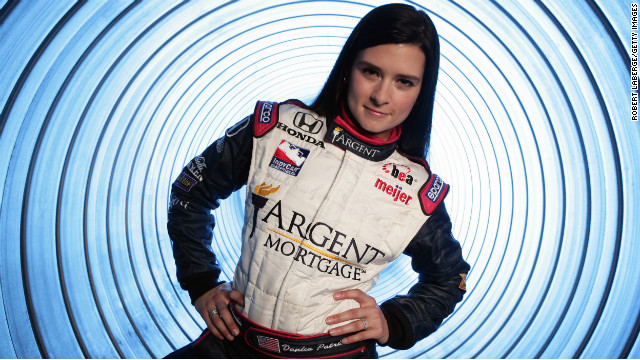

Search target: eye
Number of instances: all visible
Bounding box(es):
[397,78,416,88]
[360,67,379,78]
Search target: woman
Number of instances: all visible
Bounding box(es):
[166,3,469,358]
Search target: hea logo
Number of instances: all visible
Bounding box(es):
[382,163,415,185]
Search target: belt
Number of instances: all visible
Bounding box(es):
[229,302,371,358]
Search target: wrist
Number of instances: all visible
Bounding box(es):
[187,279,226,304]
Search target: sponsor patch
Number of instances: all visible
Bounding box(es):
[382,163,415,185]
[174,171,197,192]
[168,195,189,210]
[427,174,445,201]
[254,182,280,197]
[269,140,309,176]
[373,178,413,205]
[249,183,280,238]
[257,201,386,280]
[293,112,323,134]
[325,126,395,161]
[276,122,325,148]
[418,173,449,215]
[254,101,279,137]
[187,156,206,181]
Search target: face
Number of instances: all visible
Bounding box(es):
[347,43,425,140]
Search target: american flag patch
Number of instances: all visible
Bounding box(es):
[257,335,281,353]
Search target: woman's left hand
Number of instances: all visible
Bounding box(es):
[325,289,389,345]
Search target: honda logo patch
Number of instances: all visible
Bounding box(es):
[293,112,323,134]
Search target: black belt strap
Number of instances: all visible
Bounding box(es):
[229,302,371,358]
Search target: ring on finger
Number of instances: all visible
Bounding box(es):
[360,318,367,331]
[208,309,218,319]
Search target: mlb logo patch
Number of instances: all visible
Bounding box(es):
[269,140,310,176]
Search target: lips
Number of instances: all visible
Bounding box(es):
[364,105,388,119]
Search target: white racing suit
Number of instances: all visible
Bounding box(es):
[168,100,470,350]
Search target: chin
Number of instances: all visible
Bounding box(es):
[359,124,382,134]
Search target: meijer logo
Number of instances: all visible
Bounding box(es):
[374,178,412,205]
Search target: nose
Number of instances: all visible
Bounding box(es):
[370,80,391,106]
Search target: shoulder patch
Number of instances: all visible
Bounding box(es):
[418,173,449,215]
[253,101,279,137]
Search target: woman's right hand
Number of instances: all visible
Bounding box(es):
[193,283,245,341]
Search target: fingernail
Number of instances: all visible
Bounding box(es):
[233,329,240,336]
[326,317,334,324]
[227,335,234,341]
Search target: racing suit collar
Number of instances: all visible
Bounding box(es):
[324,104,399,161]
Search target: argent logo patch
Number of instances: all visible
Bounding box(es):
[325,125,396,161]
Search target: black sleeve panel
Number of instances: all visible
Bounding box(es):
[380,203,470,349]
[167,116,253,303]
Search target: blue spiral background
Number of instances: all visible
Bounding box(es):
[0,0,637,358]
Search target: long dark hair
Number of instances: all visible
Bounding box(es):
[310,3,440,158]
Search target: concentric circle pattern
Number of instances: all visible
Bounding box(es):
[0,0,636,358]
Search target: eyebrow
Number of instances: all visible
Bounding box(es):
[357,60,422,83]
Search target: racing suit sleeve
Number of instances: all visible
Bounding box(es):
[167,116,253,304]
[379,202,470,350]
